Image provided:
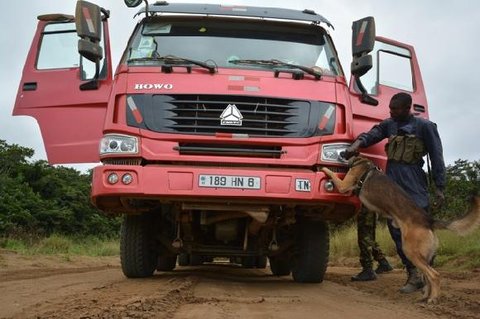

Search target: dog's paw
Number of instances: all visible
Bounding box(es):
[418,296,439,305]
[426,297,438,305]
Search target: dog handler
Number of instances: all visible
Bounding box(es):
[343,92,446,293]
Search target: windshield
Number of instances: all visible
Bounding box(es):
[123,17,342,76]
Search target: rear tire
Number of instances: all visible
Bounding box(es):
[256,256,267,269]
[157,255,177,271]
[120,214,157,278]
[269,256,292,276]
[203,256,214,263]
[190,254,203,266]
[241,256,256,268]
[291,220,329,283]
[178,253,190,266]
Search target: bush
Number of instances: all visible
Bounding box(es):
[0,140,120,237]
[431,159,480,220]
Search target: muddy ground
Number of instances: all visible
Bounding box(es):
[0,249,479,319]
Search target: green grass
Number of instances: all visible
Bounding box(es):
[0,234,119,257]
[434,229,480,270]
[2,226,479,271]
[330,222,480,270]
[330,222,397,258]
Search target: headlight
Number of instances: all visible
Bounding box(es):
[321,143,349,164]
[100,134,139,155]
[107,173,119,184]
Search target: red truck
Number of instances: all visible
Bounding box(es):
[13,0,429,282]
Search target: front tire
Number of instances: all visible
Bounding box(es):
[291,220,329,283]
[120,214,157,278]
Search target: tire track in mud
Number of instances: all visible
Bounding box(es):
[17,276,199,319]
[4,262,480,319]
[16,273,297,319]
[110,277,199,319]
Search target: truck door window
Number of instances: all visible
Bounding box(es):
[37,23,79,70]
[37,22,104,80]
[359,41,413,95]
[378,50,413,92]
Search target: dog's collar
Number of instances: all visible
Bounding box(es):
[353,166,379,196]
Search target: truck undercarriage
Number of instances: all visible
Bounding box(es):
[120,202,331,282]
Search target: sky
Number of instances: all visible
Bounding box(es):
[1,0,479,170]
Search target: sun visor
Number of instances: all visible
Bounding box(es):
[37,14,74,22]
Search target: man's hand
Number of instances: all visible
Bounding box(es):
[433,189,445,209]
[341,140,362,160]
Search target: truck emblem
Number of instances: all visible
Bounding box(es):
[134,83,173,90]
[220,104,243,126]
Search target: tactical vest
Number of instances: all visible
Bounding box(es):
[385,119,427,164]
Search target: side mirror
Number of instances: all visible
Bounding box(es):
[351,16,378,106]
[351,17,375,77]
[352,17,375,57]
[350,55,372,77]
[75,1,104,90]
[75,1,102,42]
[75,1,103,62]
[124,0,143,7]
[78,38,103,62]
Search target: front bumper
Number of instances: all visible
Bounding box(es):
[91,164,359,216]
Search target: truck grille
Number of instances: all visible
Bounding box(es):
[174,143,284,158]
[127,94,335,138]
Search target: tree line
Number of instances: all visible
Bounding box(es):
[0,140,120,237]
[0,139,478,238]
[433,158,480,220]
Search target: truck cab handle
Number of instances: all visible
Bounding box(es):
[23,82,37,91]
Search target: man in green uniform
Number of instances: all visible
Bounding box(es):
[351,207,393,281]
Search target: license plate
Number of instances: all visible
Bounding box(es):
[199,174,261,189]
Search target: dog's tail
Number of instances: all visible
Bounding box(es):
[433,196,480,236]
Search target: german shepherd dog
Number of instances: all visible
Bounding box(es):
[322,156,480,303]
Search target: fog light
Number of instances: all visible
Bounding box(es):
[324,180,334,192]
[107,173,119,184]
[122,173,133,185]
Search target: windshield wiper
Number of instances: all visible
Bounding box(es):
[229,59,321,80]
[127,55,217,74]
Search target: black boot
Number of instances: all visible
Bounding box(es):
[399,268,425,293]
[375,258,393,274]
[351,268,377,281]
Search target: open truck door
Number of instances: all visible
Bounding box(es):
[13,1,112,164]
[348,17,429,167]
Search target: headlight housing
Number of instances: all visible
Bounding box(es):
[100,134,139,155]
[321,143,349,164]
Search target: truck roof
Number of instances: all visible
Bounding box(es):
[136,2,333,28]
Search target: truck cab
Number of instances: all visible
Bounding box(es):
[13,1,428,282]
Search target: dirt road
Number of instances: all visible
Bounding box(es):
[1,250,479,319]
